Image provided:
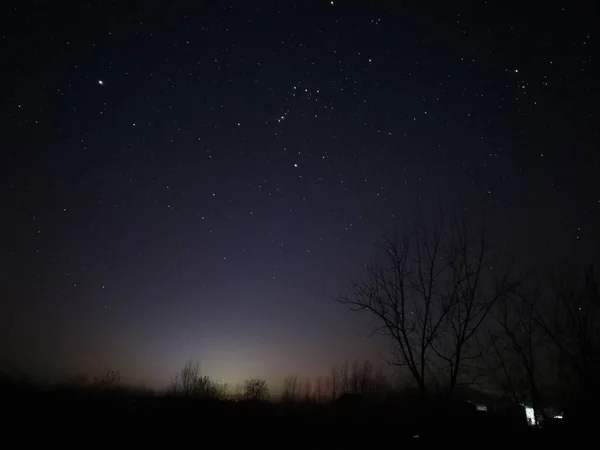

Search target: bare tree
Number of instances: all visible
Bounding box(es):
[173,359,202,396]
[243,377,269,402]
[339,361,350,394]
[484,282,546,418]
[197,375,218,398]
[302,377,312,402]
[536,264,600,417]
[170,359,224,399]
[314,376,325,403]
[350,361,360,394]
[431,214,517,391]
[282,375,301,403]
[167,375,180,395]
[329,365,339,401]
[232,382,245,401]
[90,369,122,390]
[339,208,515,393]
[200,380,230,400]
[358,360,374,395]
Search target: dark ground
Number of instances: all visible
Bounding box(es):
[2,381,595,449]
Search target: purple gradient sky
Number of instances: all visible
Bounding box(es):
[1,0,598,389]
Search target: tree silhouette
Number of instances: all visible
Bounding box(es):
[90,369,122,390]
[339,361,350,394]
[339,208,516,394]
[483,281,547,419]
[243,377,269,402]
[430,213,518,391]
[329,365,339,400]
[282,361,388,404]
[313,375,325,402]
[169,359,224,399]
[171,359,201,396]
[536,264,600,421]
[302,376,312,402]
[282,375,301,403]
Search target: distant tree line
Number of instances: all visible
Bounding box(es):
[51,361,270,403]
[167,359,269,401]
[282,360,389,404]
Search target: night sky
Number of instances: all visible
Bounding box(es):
[1,1,598,389]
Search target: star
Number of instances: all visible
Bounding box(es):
[98,80,104,86]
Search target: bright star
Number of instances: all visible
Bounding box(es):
[98,80,104,85]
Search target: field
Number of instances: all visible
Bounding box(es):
[2,384,586,448]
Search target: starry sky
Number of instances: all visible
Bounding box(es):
[1,1,598,389]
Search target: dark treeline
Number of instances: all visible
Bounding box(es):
[282,361,390,404]
[0,359,585,448]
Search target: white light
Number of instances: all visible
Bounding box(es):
[98,80,104,85]
[524,405,536,426]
